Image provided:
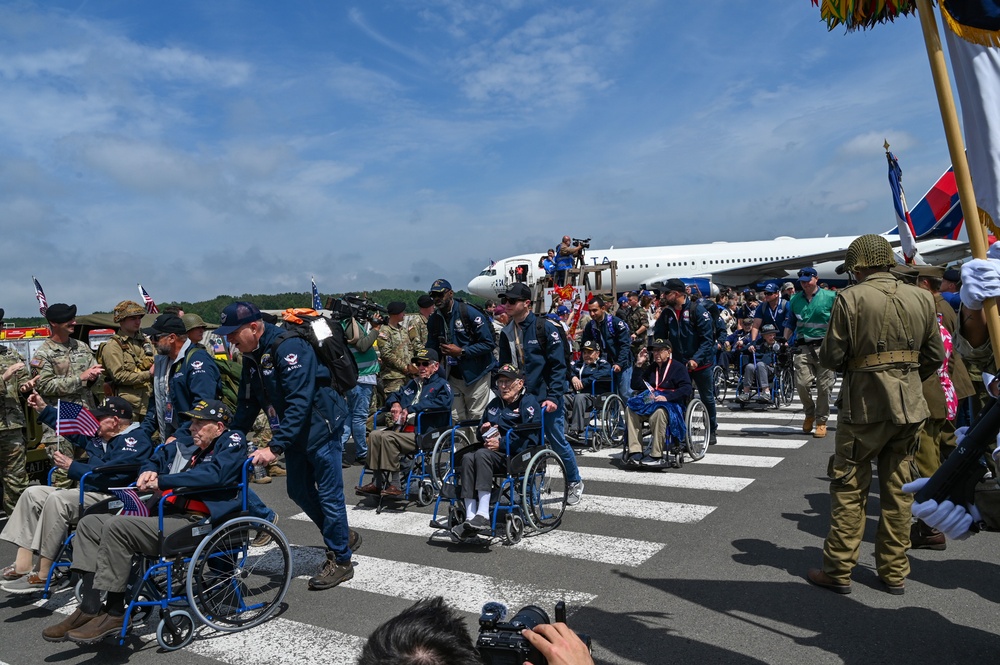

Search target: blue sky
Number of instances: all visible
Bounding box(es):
[0,0,960,315]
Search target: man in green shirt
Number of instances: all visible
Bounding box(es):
[784,267,837,438]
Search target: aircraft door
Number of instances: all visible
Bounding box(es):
[504,260,534,287]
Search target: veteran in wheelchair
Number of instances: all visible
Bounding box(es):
[40,399,250,645]
[564,339,613,445]
[623,338,692,469]
[1,395,153,595]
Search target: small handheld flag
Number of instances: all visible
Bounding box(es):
[311,276,323,310]
[107,487,151,517]
[32,276,47,316]
[56,400,100,437]
[138,284,159,314]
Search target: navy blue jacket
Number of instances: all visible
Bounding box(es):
[569,358,613,394]
[581,315,632,369]
[498,313,568,405]
[480,392,542,456]
[140,428,247,519]
[233,322,347,455]
[751,300,789,340]
[142,343,221,443]
[385,373,454,433]
[426,300,496,385]
[630,360,692,403]
[652,299,716,369]
[38,406,153,491]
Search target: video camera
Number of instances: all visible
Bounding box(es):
[325,294,389,326]
[477,600,590,665]
[571,237,591,249]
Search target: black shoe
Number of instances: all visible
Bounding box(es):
[625,452,643,466]
[640,455,666,467]
[709,432,718,445]
[451,521,473,541]
[467,514,491,533]
[354,456,368,467]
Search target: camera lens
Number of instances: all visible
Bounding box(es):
[509,605,550,631]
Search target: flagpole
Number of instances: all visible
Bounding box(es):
[915,0,1000,360]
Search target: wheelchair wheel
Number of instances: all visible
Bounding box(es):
[186,517,292,633]
[74,577,107,605]
[416,481,435,507]
[780,366,795,404]
[600,394,626,448]
[430,429,469,490]
[503,513,524,545]
[713,366,727,404]
[684,399,710,461]
[522,449,567,533]
[156,609,195,651]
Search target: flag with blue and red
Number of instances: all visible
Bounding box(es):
[107,487,151,517]
[57,401,100,437]
[311,277,323,311]
[138,284,159,315]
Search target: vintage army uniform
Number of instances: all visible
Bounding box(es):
[378,322,412,397]
[98,332,154,421]
[818,246,944,588]
[0,344,30,514]
[32,337,103,488]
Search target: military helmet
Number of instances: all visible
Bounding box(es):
[113,300,146,323]
[843,234,895,272]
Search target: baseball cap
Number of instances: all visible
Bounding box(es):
[761,324,777,334]
[649,337,672,349]
[183,399,232,424]
[556,305,570,315]
[500,283,532,302]
[664,278,687,293]
[546,312,560,322]
[429,279,453,294]
[618,296,628,305]
[143,313,187,338]
[411,348,439,364]
[581,339,602,352]
[781,282,795,291]
[763,283,779,294]
[943,268,961,283]
[496,363,524,380]
[797,267,818,281]
[92,396,133,420]
[215,301,262,336]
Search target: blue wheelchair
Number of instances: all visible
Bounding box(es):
[576,374,625,453]
[112,459,292,650]
[734,345,794,409]
[355,409,451,513]
[429,416,566,545]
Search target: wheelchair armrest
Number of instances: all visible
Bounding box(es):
[167,484,235,497]
[456,419,480,428]
[91,463,142,474]
[512,422,543,433]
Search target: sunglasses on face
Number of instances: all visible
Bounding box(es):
[415,361,434,367]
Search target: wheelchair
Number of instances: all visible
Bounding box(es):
[112,459,292,651]
[429,417,566,546]
[620,392,710,470]
[734,346,794,409]
[356,409,451,513]
[571,374,621,453]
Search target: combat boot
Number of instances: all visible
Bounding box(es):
[910,519,946,550]
[813,424,827,438]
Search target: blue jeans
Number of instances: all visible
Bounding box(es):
[544,401,581,484]
[618,366,633,401]
[340,382,374,460]
[690,366,718,432]
[246,489,276,522]
[285,393,353,562]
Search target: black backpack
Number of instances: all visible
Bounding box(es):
[456,299,498,349]
[536,316,573,385]
[270,310,359,395]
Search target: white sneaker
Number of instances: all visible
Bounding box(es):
[566,481,584,506]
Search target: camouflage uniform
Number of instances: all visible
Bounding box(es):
[621,303,650,358]
[32,338,103,488]
[378,322,412,397]
[0,344,30,514]
[407,313,428,355]
[98,332,154,421]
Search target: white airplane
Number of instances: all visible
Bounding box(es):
[468,168,970,298]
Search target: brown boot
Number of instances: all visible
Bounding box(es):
[802,417,814,434]
[66,612,127,644]
[267,463,286,477]
[910,519,947,550]
[813,424,827,438]
[807,568,851,594]
[42,608,98,642]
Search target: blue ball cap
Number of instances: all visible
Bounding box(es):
[763,283,779,294]
[556,305,569,315]
[429,278,452,294]
[797,266,818,281]
[216,301,262,336]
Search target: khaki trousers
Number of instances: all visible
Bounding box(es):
[0,485,105,560]
[367,431,417,472]
[914,417,957,478]
[626,409,669,457]
[793,345,836,424]
[449,373,492,423]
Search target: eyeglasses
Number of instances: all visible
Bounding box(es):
[415,361,434,367]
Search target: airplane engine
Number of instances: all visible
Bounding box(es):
[679,277,719,299]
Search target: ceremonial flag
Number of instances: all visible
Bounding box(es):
[945,17,1000,237]
[32,276,47,316]
[886,147,918,263]
[107,487,150,517]
[56,400,100,437]
[311,276,323,310]
[137,284,159,314]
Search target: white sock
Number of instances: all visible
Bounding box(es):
[464,498,477,517]
[476,490,491,518]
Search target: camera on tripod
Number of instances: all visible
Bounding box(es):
[325,294,389,326]
[571,237,591,249]
[477,600,590,665]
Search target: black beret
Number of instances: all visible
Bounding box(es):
[387,301,406,315]
[417,295,434,308]
[45,303,77,324]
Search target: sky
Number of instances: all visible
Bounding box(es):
[0,0,966,315]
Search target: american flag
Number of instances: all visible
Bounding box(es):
[137,284,159,314]
[107,487,150,517]
[32,276,47,316]
[311,276,323,311]
[56,400,100,437]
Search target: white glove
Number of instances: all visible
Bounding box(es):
[960,259,1000,310]
[902,476,981,540]
[987,239,1000,261]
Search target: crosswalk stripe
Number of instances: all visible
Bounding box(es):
[565,494,716,523]
[574,466,754,492]
[712,436,807,449]
[716,410,837,422]
[580,448,783,468]
[292,510,664,567]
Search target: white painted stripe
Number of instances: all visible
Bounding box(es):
[565,493,716,523]
[574,466,753,492]
[712,436,807,449]
[579,448,783,467]
[292,509,664,567]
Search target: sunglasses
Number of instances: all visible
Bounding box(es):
[415,361,434,367]
[797,271,814,278]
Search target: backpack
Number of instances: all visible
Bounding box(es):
[536,316,573,386]
[183,347,241,412]
[271,309,359,395]
[456,300,498,349]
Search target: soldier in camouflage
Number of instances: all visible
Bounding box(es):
[0,308,31,515]
[620,291,650,361]
[407,294,434,355]
[31,304,104,489]
[97,300,153,422]
[378,302,417,400]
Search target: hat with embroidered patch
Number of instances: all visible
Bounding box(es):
[649,337,672,349]
[429,279,453,294]
[183,399,232,424]
[92,396,133,420]
[215,301,262,336]
[496,363,524,380]
[581,339,602,352]
[411,348,439,364]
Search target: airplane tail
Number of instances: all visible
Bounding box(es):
[889,167,964,240]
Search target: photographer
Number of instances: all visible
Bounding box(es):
[555,236,585,287]
[359,596,594,665]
